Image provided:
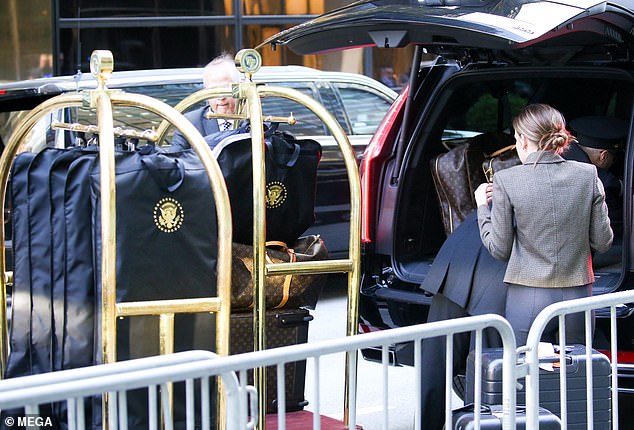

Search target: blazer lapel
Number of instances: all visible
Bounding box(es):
[201,107,220,136]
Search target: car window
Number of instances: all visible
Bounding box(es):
[121,83,203,107]
[333,83,393,135]
[441,82,530,142]
[438,77,632,145]
[260,83,327,137]
[315,84,350,135]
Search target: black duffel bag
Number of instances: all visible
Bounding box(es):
[204,122,322,245]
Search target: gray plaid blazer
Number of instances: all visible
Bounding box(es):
[477,150,613,288]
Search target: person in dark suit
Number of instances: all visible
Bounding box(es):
[171,53,241,149]
[419,211,508,430]
[475,104,613,346]
[565,116,627,268]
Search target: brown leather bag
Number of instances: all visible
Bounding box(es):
[430,142,487,235]
[482,144,521,182]
[231,235,328,310]
[430,133,517,235]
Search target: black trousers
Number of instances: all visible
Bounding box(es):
[419,294,502,430]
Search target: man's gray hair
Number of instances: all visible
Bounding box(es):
[203,53,241,88]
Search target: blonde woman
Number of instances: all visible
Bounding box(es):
[475,103,613,345]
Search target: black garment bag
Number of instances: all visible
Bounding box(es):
[90,147,219,428]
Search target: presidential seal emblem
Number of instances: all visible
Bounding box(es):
[265,181,287,208]
[153,197,184,233]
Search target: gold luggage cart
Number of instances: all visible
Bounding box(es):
[156,49,362,429]
[0,47,361,429]
[0,50,233,429]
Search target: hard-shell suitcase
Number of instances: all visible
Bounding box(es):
[452,404,561,430]
[230,308,312,413]
[466,345,611,430]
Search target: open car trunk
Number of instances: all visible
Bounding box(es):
[392,64,633,295]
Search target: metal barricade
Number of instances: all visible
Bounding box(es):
[0,314,517,430]
[0,351,256,430]
[524,289,634,429]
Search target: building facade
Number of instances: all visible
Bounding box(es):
[1,0,413,87]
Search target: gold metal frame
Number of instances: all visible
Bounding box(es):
[0,51,233,428]
[158,49,362,429]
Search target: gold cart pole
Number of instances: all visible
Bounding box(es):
[256,86,362,427]
[86,51,119,429]
[232,49,269,429]
[153,48,362,429]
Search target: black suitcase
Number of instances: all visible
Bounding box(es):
[466,345,611,430]
[453,404,561,430]
[229,308,312,413]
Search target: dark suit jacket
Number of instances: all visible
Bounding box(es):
[171,106,220,150]
[421,211,507,316]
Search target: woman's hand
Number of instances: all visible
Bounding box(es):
[474,182,493,207]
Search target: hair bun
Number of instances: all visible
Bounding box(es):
[544,130,570,150]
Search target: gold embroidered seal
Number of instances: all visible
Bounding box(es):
[265,181,287,208]
[153,197,184,233]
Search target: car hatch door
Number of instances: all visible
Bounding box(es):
[258,0,626,55]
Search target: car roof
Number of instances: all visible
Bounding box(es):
[259,0,634,64]
[0,65,395,94]
[0,65,397,113]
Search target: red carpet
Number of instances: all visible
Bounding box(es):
[265,410,363,429]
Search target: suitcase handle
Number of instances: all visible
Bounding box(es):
[537,355,573,365]
[455,403,529,415]
[453,403,493,415]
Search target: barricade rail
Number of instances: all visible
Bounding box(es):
[524,289,634,430]
[0,314,516,430]
[0,351,256,430]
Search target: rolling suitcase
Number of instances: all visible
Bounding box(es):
[230,308,312,413]
[452,404,561,429]
[466,344,611,430]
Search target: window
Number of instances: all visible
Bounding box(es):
[334,83,393,135]
[59,1,223,18]
[59,26,234,74]
[260,84,326,137]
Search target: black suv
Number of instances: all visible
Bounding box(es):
[264,0,634,424]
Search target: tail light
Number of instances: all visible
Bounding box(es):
[361,86,409,243]
[598,349,634,364]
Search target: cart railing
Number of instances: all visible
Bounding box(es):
[523,289,634,430]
